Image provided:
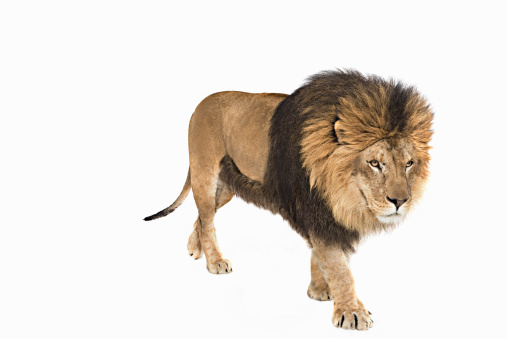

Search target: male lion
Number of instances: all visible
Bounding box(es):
[145,70,433,330]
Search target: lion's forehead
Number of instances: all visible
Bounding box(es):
[364,139,414,164]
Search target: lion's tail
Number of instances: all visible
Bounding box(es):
[144,169,191,221]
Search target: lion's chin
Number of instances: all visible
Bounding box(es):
[375,213,405,225]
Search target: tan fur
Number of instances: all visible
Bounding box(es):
[311,240,373,330]
[186,91,287,273]
[307,252,333,301]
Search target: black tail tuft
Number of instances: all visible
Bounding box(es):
[143,208,175,221]
[144,168,191,222]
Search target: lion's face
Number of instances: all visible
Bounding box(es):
[299,71,433,235]
[353,137,425,225]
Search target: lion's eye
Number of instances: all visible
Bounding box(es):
[369,160,380,168]
[406,160,414,167]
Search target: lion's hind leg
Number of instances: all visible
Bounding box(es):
[190,165,233,274]
[187,218,203,259]
[187,180,234,261]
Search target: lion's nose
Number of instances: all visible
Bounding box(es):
[386,196,408,209]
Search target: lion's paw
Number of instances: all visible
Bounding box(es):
[332,309,373,331]
[187,231,202,260]
[307,282,333,301]
[188,246,202,260]
[207,259,232,274]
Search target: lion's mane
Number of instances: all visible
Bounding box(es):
[219,70,433,253]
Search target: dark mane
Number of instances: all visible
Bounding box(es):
[219,69,433,253]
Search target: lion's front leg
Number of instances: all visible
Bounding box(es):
[308,251,333,301]
[312,242,373,331]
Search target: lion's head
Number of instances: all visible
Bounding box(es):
[299,70,433,235]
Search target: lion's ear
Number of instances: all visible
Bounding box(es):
[334,119,346,144]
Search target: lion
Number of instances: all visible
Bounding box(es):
[144,69,433,330]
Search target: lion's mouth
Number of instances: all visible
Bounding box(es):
[358,189,406,224]
[376,213,404,224]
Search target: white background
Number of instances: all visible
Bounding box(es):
[1,1,506,337]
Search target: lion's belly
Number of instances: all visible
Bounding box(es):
[221,92,287,183]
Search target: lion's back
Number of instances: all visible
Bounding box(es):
[190,91,287,182]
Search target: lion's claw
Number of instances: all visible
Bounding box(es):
[332,309,373,330]
[207,259,232,274]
